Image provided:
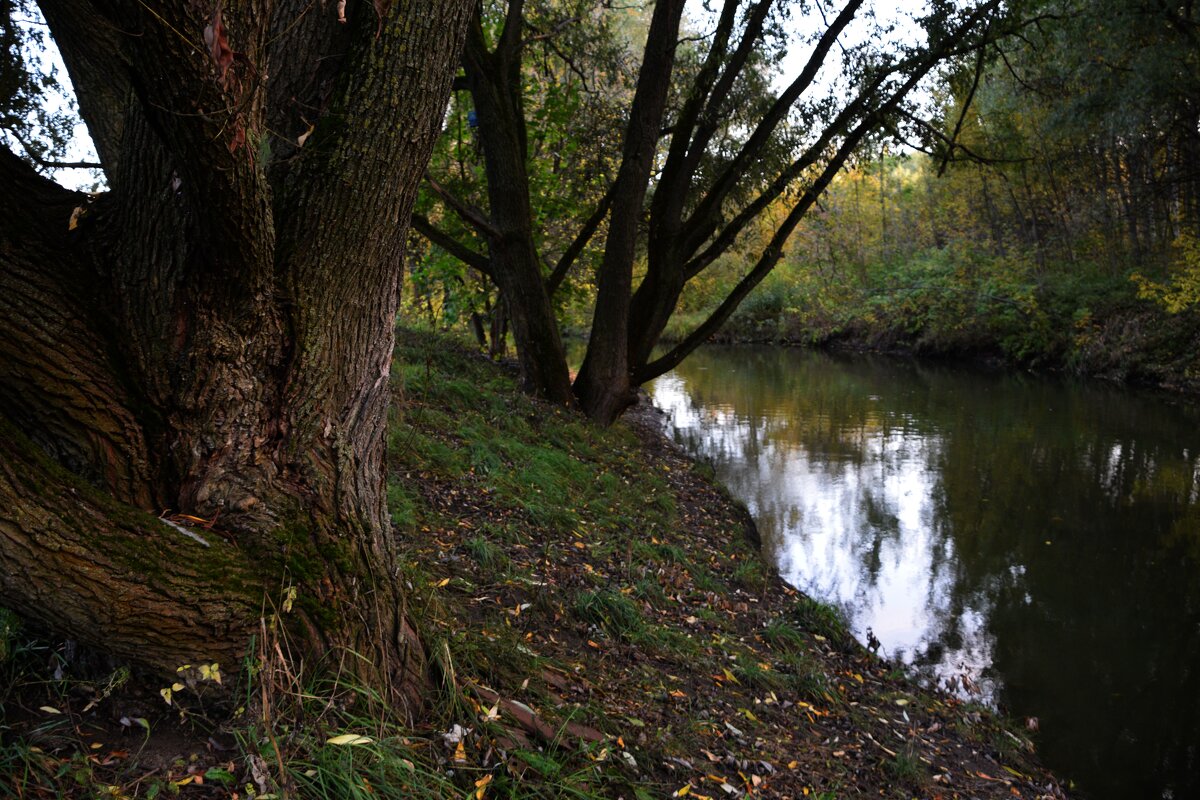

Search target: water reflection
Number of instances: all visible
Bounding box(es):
[649,346,1200,800]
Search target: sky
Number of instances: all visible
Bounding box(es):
[23,0,936,191]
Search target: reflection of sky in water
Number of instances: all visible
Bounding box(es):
[653,373,996,702]
[646,350,1200,800]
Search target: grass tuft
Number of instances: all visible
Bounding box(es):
[574,589,644,639]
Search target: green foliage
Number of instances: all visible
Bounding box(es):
[0,1,91,179]
[885,748,926,788]
[1133,232,1200,314]
[285,730,451,800]
[465,535,509,574]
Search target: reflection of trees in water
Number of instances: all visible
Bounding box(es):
[653,345,1200,799]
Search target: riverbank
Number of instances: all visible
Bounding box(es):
[0,330,1068,798]
[689,265,1200,396]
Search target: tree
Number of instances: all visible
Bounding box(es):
[413,0,630,401]
[415,0,1013,424]
[0,0,472,712]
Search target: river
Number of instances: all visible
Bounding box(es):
[647,345,1200,800]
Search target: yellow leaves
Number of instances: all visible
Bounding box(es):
[327,734,374,746]
[453,739,467,763]
[38,706,61,714]
[474,774,493,799]
[433,577,451,588]
[198,663,222,684]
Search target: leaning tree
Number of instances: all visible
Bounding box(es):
[0,0,472,712]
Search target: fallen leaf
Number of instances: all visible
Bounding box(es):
[327,734,373,745]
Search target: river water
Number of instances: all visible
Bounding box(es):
[647,345,1200,800]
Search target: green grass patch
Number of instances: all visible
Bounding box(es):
[731,558,770,592]
[789,596,851,646]
[573,589,644,640]
[464,536,509,574]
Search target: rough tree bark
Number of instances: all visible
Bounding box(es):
[0,0,472,713]
[461,0,574,404]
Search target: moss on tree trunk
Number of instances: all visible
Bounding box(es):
[0,0,472,713]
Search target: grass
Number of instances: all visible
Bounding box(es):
[465,536,510,574]
[885,748,926,789]
[789,596,852,647]
[0,328,1069,799]
[573,589,644,640]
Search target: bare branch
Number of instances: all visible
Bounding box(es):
[4,128,103,170]
[546,185,614,296]
[681,0,866,251]
[411,213,493,277]
[937,38,988,177]
[425,175,500,238]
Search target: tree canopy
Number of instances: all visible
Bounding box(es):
[413,0,1017,422]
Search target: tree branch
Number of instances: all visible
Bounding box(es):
[425,175,500,238]
[681,0,866,250]
[546,184,613,296]
[411,212,493,277]
[37,0,129,173]
[3,128,102,170]
[682,0,1006,274]
[936,38,988,177]
[638,114,875,384]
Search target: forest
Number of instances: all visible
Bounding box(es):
[0,0,1194,796]
[408,0,1200,393]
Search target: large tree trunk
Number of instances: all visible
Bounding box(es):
[0,0,471,714]
[462,1,574,405]
[572,0,686,424]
